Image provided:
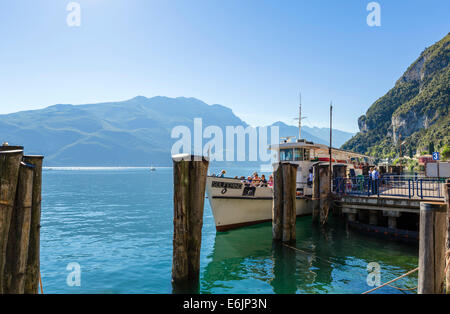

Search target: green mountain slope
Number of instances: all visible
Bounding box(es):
[342,33,449,158]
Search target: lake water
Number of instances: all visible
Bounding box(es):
[40,167,418,294]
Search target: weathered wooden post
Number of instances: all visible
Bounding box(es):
[171,154,209,288]
[319,164,330,225]
[272,162,297,243]
[0,148,23,294]
[282,163,297,242]
[444,179,450,294]
[311,164,320,223]
[418,202,447,294]
[4,162,34,294]
[23,155,44,294]
[272,163,284,241]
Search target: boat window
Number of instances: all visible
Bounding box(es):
[294,148,303,161]
[304,149,310,161]
[280,149,293,161]
[293,148,310,161]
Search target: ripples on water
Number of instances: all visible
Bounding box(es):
[41,167,418,294]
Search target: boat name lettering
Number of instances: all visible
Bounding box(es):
[212,181,242,189]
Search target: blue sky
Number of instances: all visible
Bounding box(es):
[0,0,448,132]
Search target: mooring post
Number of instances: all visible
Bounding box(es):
[272,163,284,241]
[418,202,447,294]
[23,156,44,294]
[282,163,297,242]
[4,162,34,294]
[444,179,450,294]
[0,148,23,294]
[319,164,330,225]
[311,164,320,223]
[171,154,209,288]
[272,162,298,242]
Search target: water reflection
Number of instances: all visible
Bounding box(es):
[201,217,418,294]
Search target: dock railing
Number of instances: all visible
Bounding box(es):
[334,175,445,199]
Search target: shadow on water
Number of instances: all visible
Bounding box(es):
[201,216,418,294]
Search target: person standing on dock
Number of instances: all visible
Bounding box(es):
[307,169,313,187]
[372,167,379,195]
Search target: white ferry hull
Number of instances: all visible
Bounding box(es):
[206,177,313,231]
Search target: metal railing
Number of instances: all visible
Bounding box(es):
[334,175,445,199]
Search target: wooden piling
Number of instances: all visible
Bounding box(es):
[23,156,44,294]
[444,179,450,294]
[272,162,297,243]
[312,164,320,223]
[418,202,447,294]
[282,163,297,242]
[4,162,34,294]
[319,164,330,225]
[171,154,209,285]
[272,164,284,241]
[0,149,23,294]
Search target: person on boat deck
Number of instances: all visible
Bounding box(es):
[218,170,226,178]
[307,169,313,187]
[252,172,260,185]
[268,175,274,188]
[260,174,268,187]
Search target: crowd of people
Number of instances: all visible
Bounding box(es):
[215,166,382,194]
[215,170,274,188]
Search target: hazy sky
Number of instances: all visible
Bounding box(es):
[0,0,448,132]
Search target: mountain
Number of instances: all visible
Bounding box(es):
[0,96,247,166]
[0,96,353,166]
[342,33,450,158]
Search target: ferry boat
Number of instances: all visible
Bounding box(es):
[206,101,372,231]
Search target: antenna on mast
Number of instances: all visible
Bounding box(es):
[299,92,302,140]
[294,92,306,141]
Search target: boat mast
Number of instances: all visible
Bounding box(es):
[298,92,302,140]
[329,101,333,203]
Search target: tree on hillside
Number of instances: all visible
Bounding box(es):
[428,142,435,154]
[442,145,450,160]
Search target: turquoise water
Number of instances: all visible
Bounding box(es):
[40,167,418,294]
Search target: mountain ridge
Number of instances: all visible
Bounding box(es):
[0,96,354,166]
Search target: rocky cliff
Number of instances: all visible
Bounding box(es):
[342,33,449,158]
